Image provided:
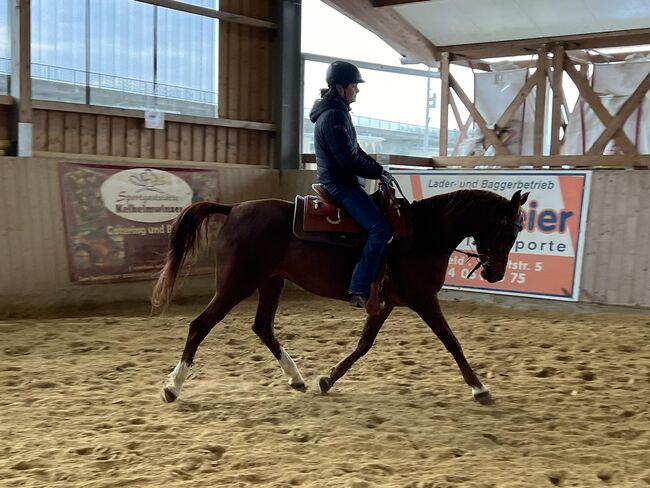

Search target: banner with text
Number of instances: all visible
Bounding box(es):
[60,163,219,283]
[391,170,592,301]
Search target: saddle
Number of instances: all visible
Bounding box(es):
[293,181,411,316]
[293,183,411,248]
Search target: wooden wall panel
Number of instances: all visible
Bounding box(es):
[580,171,650,307]
[0,158,289,310]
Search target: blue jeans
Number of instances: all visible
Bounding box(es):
[323,183,392,298]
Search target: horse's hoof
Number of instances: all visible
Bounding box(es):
[161,386,178,403]
[317,375,332,394]
[472,389,493,405]
[288,379,307,392]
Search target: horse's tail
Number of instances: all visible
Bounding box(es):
[151,202,233,310]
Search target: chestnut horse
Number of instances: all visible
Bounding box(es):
[153,188,529,405]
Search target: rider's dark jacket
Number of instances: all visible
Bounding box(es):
[310,93,383,188]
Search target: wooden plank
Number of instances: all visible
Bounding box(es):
[449,93,463,128]
[227,21,240,121]
[110,117,127,157]
[167,122,180,160]
[63,112,80,153]
[587,72,650,155]
[46,111,65,152]
[439,52,449,157]
[32,150,269,168]
[239,2,252,164]
[96,115,111,155]
[133,0,277,29]
[563,56,637,154]
[451,116,473,157]
[154,127,166,159]
[534,46,548,155]
[179,123,192,160]
[249,0,263,124]
[140,127,154,159]
[80,114,96,154]
[192,125,205,161]
[32,109,47,151]
[216,126,227,162]
[125,118,140,158]
[32,100,276,131]
[259,132,269,165]
[217,11,230,119]
[449,75,509,155]
[429,154,650,168]
[204,126,216,162]
[226,128,238,164]
[258,15,271,122]
[438,28,650,59]
[249,130,260,165]
[549,44,565,155]
[371,0,431,6]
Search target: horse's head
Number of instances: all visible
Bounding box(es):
[474,190,529,283]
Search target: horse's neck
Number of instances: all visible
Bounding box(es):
[413,191,489,251]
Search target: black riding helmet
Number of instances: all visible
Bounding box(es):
[326,61,365,87]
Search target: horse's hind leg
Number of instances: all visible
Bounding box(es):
[252,275,306,391]
[162,289,249,403]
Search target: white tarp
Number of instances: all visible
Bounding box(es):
[562,59,650,155]
[473,67,537,155]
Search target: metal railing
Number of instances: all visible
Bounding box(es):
[0,58,218,106]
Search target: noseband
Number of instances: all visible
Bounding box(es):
[455,214,524,278]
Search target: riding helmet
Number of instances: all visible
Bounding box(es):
[326,61,365,86]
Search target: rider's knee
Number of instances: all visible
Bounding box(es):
[369,220,392,243]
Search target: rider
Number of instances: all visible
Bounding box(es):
[309,60,392,309]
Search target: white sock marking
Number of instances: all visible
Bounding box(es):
[278,348,304,386]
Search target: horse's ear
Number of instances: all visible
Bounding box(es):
[519,192,530,206]
[510,190,522,206]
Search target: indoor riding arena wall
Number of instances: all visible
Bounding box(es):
[0,162,649,311]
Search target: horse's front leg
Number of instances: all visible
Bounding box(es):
[411,296,492,404]
[318,305,393,394]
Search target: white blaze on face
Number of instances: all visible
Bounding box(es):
[278,348,304,386]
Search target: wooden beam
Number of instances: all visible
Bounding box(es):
[549,44,565,155]
[10,0,32,156]
[35,151,270,168]
[430,155,650,168]
[439,52,450,157]
[32,100,276,132]
[371,0,433,6]
[534,46,548,155]
[587,71,650,155]
[563,56,637,155]
[449,92,463,128]
[133,0,277,29]
[323,0,439,63]
[440,28,650,59]
[449,74,509,155]
[303,153,650,169]
[451,116,473,157]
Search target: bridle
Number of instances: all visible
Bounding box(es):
[455,213,524,278]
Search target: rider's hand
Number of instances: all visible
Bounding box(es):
[380,169,395,186]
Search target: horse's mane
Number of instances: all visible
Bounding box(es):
[414,189,509,218]
[410,189,511,240]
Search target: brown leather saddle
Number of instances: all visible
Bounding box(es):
[293,182,410,315]
[293,183,411,248]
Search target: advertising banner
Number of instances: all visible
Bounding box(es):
[391,170,592,301]
[60,163,219,283]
